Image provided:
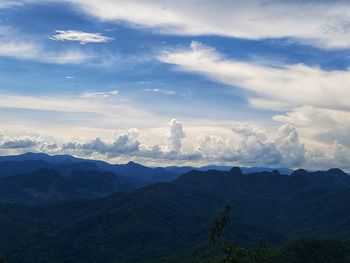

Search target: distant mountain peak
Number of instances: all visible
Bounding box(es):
[291,169,309,176]
[230,167,243,176]
[22,152,49,156]
[126,161,144,167]
[291,168,348,177]
[272,169,280,175]
[326,168,348,177]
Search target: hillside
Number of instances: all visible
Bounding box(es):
[0,169,141,205]
[0,153,179,184]
[0,168,350,262]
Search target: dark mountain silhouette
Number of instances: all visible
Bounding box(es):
[165,164,293,175]
[0,168,142,205]
[0,153,179,183]
[0,159,99,178]
[0,153,294,185]
[99,160,179,183]
[0,167,350,262]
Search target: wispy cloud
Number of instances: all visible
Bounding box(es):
[159,41,350,112]
[0,0,24,8]
[0,24,94,64]
[50,30,114,44]
[143,88,175,95]
[159,41,350,151]
[0,37,91,64]
[66,0,350,49]
[79,90,119,99]
[0,91,161,140]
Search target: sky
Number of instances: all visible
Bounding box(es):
[0,0,350,169]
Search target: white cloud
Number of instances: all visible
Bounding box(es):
[237,135,282,166]
[0,41,36,59]
[232,122,267,141]
[274,124,305,167]
[196,121,344,169]
[66,0,350,49]
[61,119,197,160]
[304,141,350,171]
[0,118,348,170]
[273,106,350,148]
[63,135,140,157]
[159,41,350,112]
[79,90,119,99]
[44,49,90,64]
[0,0,23,8]
[0,92,161,143]
[0,25,94,64]
[159,41,350,150]
[196,134,235,160]
[164,119,185,152]
[0,39,90,64]
[1,138,38,149]
[143,88,175,95]
[274,106,350,132]
[50,30,114,44]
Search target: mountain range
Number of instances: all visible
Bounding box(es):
[0,153,349,262]
[0,153,296,205]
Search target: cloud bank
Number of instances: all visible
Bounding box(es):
[1,119,348,170]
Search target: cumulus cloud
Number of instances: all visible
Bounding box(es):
[60,120,199,161]
[227,123,282,166]
[0,120,348,170]
[304,141,350,171]
[198,122,305,167]
[236,135,282,166]
[274,124,305,167]
[1,138,37,149]
[50,30,114,44]
[232,122,267,142]
[63,133,140,157]
[164,119,186,152]
[66,0,350,49]
[39,142,59,153]
[196,134,234,160]
[273,106,350,148]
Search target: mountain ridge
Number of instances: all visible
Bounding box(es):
[0,166,350,262]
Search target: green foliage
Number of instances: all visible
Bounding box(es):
[205,206,271,263]
[0,256,6,263]
[248,240,270,263]
[1,168,350,262]
[209,205,232,243]
[268,238,350,263]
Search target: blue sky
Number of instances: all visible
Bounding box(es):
[0,0,350,169]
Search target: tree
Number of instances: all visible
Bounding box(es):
[248,239,270,263]
[206,205,270,263]
[209,205,232,243]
